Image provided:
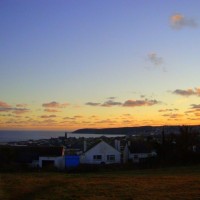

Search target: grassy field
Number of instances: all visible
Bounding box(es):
[1,165,200,200]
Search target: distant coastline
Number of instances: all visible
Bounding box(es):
[1,125,200,143]
[0,130,124,143]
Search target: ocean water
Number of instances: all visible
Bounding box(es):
[0,131,124,143]
[0,131,65,143]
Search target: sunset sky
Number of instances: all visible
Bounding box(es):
[1,0,200,131]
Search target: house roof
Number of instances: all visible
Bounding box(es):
[84,139,103,152]
[84,140,120,153]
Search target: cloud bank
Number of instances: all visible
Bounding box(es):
[123,99,159,107]
[85,102,101,106]
[0,100,29,114]
[102,100,122,107]
[40,115,57,118]
[0,101,11,108]
[86,99,160,108]
[158,108,179,112]
[173,87,200,96]
[42,101,69,108]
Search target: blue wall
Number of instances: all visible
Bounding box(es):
[65,155,80,168]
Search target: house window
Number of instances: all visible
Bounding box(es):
[107,155,115,161]
[93,155,102,160]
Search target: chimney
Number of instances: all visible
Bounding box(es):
[84,139,87,152]
[65,132,68,139]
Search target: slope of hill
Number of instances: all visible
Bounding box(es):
[73,126,161,135]
[73,125,200,135]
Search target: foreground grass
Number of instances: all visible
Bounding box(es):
[1,165,200,200]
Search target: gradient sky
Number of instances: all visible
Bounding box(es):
[1,0,200,131]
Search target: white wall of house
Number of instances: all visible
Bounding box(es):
[129,151,157,163]
[80,141,121,164]
[123,144,129,163]
[129,153,151,163]
[39,156,65,170]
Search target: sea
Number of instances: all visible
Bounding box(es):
[0,130,124,143]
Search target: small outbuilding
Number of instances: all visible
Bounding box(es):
[37,147,65,170]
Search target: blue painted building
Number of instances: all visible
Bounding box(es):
[65,155,80,168]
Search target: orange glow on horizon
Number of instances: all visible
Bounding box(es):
[0,118,199,132]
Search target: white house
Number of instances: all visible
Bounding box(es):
[123,141,157,163]
[80,140,121,164]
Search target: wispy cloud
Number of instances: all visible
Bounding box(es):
[44,109,60,112]
[89,115,99,119]
[96,119,117,125]
[146,52,166,72]
[62,115,83,121]
[148,53,163,66]
[187,104,200,114]
[40,115,57,118]
[0,107,11,112]
[63,117,75,120]
[42,101,69,108]
[190,104,200,109]
[172,87,200,97]
[0,107,29,114]
[158,108,179,112]
[170,13,198,29]
[85,102,101,106]
[0,101,11,108]
[188,117,200,121]
[184,104,200,119]
[0,100,29,114]
[86,98,160,108]
[0,114,13,117]
[41,119,57,124]
[101,100,122,107]
[74,115,83,119]
[16,104,28,107]
[107,97,116,100]
[122,114,132,117]
[123,99,160,107]
[12,108,29,115]
[162,113,183,119]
